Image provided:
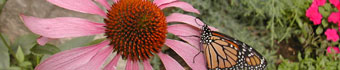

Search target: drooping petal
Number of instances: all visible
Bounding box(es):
[153,0,176,6]
[125,59,132,70]
[95,0,111,10]
[132,61,139,70]
[165,39,206,70]
[159,1,200,14]
[143,60,153,70]
[47,0,106,17]
[167,24,201,48]
[166,13,218,31]
[167,24,200,36]
[75,46,113,70]
[20,15,106,38]
[35,40,110,70]
[157,52,185,70]
[104,54,121,70]
[37,36,51,46]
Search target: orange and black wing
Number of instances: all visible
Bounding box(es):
[203,31,267,70]
[203,32,241,70]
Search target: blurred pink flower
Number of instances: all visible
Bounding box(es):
[327,46,340,54]
[306,4,322,25]
[330,0,340,10]
[20,0,217,70]
[313,0,326,6]
[328,12,340,24]
[325,29,339,42]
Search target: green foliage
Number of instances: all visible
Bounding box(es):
[56,36,94,51]
[31,44,60,55]
[12,34,39,55]
[0,33,10,69]
[278,53,340,70]
[0,32,99,70]
[16,46,25,63]
[176,0,340,69]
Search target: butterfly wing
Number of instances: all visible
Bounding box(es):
[203,32,242,69]
[241,43,267,70]
[203,31,267,70]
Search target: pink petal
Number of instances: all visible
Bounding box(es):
[167,24,200,36]
[327,46,340,54]
[104,54,121,70]
[179,36,200,49]
[20,15,106,38]
[76,46,113,70]
[35,40,110,70]
[95,0,111,10]
[153,0,176,6]
[113,0,119,3]
[166,13,218,31]
[312,0,326,6]
[167,24,201,48]
[328,12,340,24]
[37,36,51,46]
[143,60,153,70]
[132,61,139,70]
[125,59,132,70]
[306,5,322,25]
[330,0,340,6]
[47,0,106,17]
[165,39,206,70]
[157,52,185,70]
[325,29,339,42]
[159,1,200,14]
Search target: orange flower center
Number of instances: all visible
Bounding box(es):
[104,0,167,61]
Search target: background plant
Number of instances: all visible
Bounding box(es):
[1,0,340,70]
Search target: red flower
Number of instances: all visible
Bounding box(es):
[327,46,340,54]
[325,29,339,42]
[328,12,340,24]
[330,0,340,10]
[306,4,323,25]
[313,0,326,6]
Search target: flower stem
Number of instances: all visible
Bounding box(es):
[0,32,16,57]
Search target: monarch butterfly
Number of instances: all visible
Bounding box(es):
[189,19,267,70]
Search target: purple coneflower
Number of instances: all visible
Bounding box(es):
[20,0,217,70]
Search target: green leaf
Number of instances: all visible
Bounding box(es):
[31,44,60,55]
[57,36,94,51]
[8,66,21,70]
[18,61,32,67]
[316,26,323,35]
[321,19,328,27]
[16,46,24,63]
[319,6,330,17]
[87,38,106,46]
[323,3,332,11]
[299,37,306,43]
[12,34,39,55]
[0,33,9,69]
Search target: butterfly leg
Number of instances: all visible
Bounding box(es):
[193,42,204,63]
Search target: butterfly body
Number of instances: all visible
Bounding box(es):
[200,25,267,70]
